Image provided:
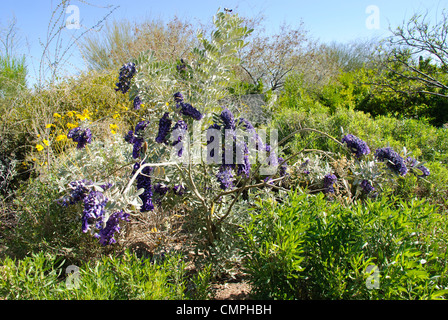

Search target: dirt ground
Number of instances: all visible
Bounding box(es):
[212,281,252,300]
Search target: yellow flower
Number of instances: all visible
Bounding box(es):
[67,111,74,117]
[109,123,118,135]
[45,124,54,129]
[112,113,120,119]
[76,113,86,121]
[67,122,79,129]
[36,144,44,151]
[166,102,169,106]
[43,139,49,146]
[55,134,67,142]
[53,113,61,118]
[79,109,91,121]
[32,158,37,162]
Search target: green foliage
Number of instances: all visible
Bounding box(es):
[80,17,195,71]
[227,79,264,95]
[274,78,448,203]
[0,54,27,99]
[0,250,204,300]
[2,7,448,301]
[4,176,102,261]
[241,191,448,299]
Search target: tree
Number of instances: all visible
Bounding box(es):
[381,9,448,99]
[239,21,314,92]
[0,16,27,98]
[80,16,196,71]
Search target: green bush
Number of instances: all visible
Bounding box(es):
[0,250,209,300]
[240,191,448,299]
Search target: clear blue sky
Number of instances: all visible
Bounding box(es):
[1,0,446,86]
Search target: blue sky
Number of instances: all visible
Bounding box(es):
[1,0,446,85]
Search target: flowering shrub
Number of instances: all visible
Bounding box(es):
[54,10,433,252]
[56,11,279,248]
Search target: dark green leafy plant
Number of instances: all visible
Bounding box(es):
[240,191,448,299]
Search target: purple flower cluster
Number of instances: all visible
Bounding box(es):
[236,140,251,178]
[173,184,185,195]
[360,179,375,194]
[133,96,142,110]
[155,113,172,144]
[264,144,279,168]
[173,92,202,120]
[154,183,170,196]
[177,102,203,121]
[133,161,154,212]
[300,159,310,175]
[115,62,136,94]
[58,179,93,207]
[125,120,149,159]
[216,166,234,190]
[323,173,337,194]
[176,59,187,73]
[278,157,288,177]
[95,210,130,245]
[58,179,129,246]
[341,134,370,159]
[406,157,430,177]
[68,127,92,149]
[172,120,188,157]
[374,147,408,176]
[221,108,236,130]
[205,109,289,189]
[82,190,108,233]
[153,183,186,198]
[173,92,184,103]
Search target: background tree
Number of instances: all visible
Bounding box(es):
[238,21,315,92]
[80,16,196,71]
[384,9,448,98]
[0,16,27,98]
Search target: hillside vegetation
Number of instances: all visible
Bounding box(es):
[1,7,447,300]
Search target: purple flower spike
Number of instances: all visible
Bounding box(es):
[406,157,430,177]
[375,147,408,176]
[341,134,370,159]
[155,113,172,144]
[220,108,235,130]
[178,102,203,121]
[173,92,184,103]
[115,62,136,94]
[68,127,92,149]
[130,120,149,159]
[323,173,337,194]
[133,96,142,110]
[172,120,188,157]
[95,210,130,246]
[216,166,234,190]
[360,179,375,194]
[133,161,154,212]
[82,190,108,233]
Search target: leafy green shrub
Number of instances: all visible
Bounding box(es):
[3,133,137,261]
[240,191,448,299]
[0,250,208,300]
[272,94,448,205]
